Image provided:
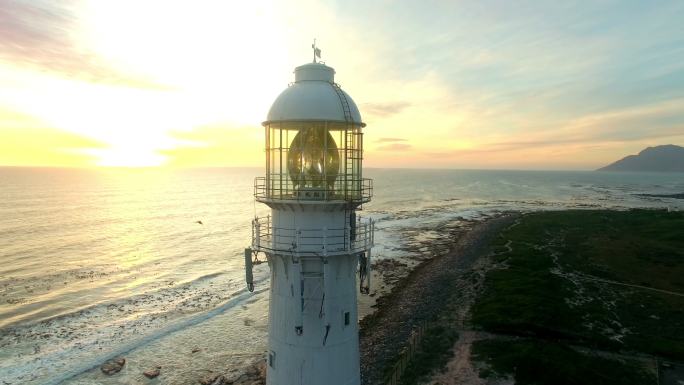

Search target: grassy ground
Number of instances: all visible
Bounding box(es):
[473,339,654,385]
[471,209,684,384]
[397,323,459,385]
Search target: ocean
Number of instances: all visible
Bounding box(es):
[1,167,683,384]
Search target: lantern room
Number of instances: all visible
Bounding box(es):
[255,63,372,205]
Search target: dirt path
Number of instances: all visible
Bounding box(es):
[424,331,486,385]
[359,215,517,385]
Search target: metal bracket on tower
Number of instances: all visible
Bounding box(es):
[244,248,254,292]
[295,255,304,336]
[359,250,371,295]
[291,229,301,264]
[319,256,329,318]
[366,249,372,293]
[322,256,332,345]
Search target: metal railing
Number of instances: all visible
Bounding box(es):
[254,176,372,204]
[251,215,374,256]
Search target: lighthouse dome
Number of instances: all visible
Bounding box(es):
[265,63,365,126]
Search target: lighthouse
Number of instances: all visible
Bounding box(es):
[245,49,374,385]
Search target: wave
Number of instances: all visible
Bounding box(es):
[43,286,269,385]
[0,270,269,385]
[0,270,233,330]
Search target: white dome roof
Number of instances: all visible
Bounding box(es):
[265,63,364,126]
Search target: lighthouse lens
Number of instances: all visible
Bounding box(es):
[287,127,340,190]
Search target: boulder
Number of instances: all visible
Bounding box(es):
[101,357,126,375]
[143,368,160,379]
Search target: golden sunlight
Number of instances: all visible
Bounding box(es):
[0,1,301,168]
[2,0,682,169]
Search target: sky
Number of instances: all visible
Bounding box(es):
[0,0,683,170]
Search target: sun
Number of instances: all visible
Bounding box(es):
[1,1,298,168]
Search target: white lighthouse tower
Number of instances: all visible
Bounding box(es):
[245,49,374,385]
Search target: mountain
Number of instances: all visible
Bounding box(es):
[597,145,684,172]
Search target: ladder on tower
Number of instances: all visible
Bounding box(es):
[331,83,354,122]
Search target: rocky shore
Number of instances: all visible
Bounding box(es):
[359,214,517,385]
[196,359,266,385]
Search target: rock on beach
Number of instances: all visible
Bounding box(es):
[100,357,126,375]
[143,367,161,379]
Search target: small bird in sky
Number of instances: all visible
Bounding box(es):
[196,220,203,225]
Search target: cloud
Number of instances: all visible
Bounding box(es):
[375,143,413,152]
[160,124,262,167]
[376,137,408,143]
[0,0,167,88]
[435,97,684,161]
[361,102,411,117]
[0,108,108,166]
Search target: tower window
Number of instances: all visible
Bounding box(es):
[344,311,350,326]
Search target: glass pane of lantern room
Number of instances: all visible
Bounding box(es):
[267,123,283,198]
[334,126,344,197]
[284,121,341,196]
[326,123,344,197]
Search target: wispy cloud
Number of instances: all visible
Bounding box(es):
[161,124,262,167]
[361,102,411,117]
[0,106,107,166]
[0,0,166,88]
[376,137,408,143]
[376,143,413,152]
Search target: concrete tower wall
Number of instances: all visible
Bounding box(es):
[266,208,360,384]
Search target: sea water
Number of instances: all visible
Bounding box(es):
[1,167,683,384]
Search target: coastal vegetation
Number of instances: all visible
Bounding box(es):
[473,339,653,385]
[471,209,684,384]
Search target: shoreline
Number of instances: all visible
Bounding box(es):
[359,214,518,385]
[5,208,678,384]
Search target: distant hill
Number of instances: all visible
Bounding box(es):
[597,144,684,172]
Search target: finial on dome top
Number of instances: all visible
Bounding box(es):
[312,39,322,63]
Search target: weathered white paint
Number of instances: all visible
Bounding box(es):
[266,246,360,383]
